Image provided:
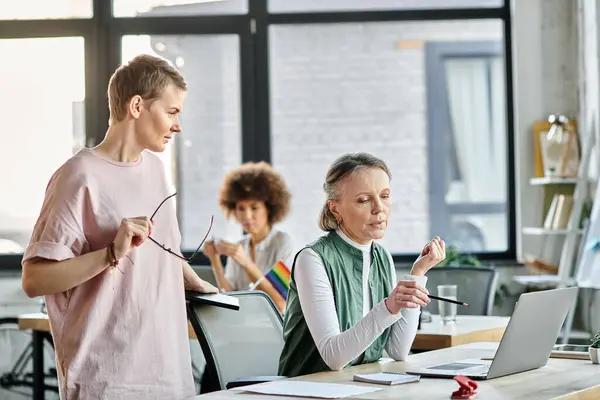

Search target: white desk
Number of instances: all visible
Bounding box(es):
[191,342,600,400]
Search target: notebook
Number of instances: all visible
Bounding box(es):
[353,372,421,386]
[185,291,240,310]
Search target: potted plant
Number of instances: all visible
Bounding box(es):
[589,331,600,364]
[438,245,481,267]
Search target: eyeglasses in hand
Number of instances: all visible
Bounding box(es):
[147,192,213,263]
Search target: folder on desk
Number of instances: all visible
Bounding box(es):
[185,291,240,310]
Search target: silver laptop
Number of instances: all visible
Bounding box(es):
[406,286,578,380]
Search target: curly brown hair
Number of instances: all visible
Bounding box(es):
[219,162,291,225]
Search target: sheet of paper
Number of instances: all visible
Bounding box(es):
[353,372,420,385]
[230,381,383,399]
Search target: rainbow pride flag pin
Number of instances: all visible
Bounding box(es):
[265,260,291,300]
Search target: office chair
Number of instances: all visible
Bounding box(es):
[422,267,498,316]
[186,290,287,393]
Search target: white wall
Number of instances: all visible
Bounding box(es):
[513,0,579,263]
[580,0,599,144]
[575,0,600,334]
[579,0,600,181]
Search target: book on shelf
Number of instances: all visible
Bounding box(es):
[543,195,559,229]
[543,194,573,230]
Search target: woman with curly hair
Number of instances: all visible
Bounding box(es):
[203,162,295,313]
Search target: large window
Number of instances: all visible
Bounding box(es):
[269,20,507,255]
[0,1,92,20]
[113,0,247,17]
[0,0,513,268]
[122,33,243,250]
[425,41,508,253]
[0,37,85,255]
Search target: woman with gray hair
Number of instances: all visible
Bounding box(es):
[278,152,445,377]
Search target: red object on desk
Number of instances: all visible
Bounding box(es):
[451,375,478,399]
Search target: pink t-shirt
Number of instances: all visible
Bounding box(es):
[22,148,195,400]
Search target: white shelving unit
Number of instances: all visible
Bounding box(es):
[517,130,598,343]
[522,227,583,235]
[513,275,575,286]
[529,177,579,186]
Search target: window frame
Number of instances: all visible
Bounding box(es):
[0,0,514,270]
[425,40,515,261]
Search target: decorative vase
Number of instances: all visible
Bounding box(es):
[589,346,599,364]
[540,114,579,177]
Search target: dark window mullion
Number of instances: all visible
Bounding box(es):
[0,19,92,38]
[249,0,271,163]
[502,5,516,259]
[109,15,248,35]
[268,7,505,24]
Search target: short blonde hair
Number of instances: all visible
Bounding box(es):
[107,54,187,123]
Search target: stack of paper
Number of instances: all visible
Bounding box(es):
[231,381,383,399]
[353,372,420,386]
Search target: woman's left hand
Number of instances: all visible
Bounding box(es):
[189,278,219,294]
[412,236,446,276]
[216,241,251,268]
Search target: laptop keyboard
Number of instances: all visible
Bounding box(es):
[425,360,491,376]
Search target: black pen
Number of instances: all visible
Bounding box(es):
[428,294,469,307]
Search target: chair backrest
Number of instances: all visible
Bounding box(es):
[187,290,284,392]
[422,267,498,316]
[191,265,218,287]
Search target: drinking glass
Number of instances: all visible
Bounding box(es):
[437,284,458,324]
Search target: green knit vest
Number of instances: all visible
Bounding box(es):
[278,231,394,377]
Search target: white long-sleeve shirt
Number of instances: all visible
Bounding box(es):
[294,229,427,371]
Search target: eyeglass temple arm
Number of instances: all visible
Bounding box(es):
[185,215,214,261]
[150,192,178,220]
[147,214,214,263]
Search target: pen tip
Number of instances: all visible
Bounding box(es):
[464,303,469,306]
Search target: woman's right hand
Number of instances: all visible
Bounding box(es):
[113,217,153,260]
[385,280,430,314]
[203,240,218,260]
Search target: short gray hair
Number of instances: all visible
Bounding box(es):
[318,152,392,231]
